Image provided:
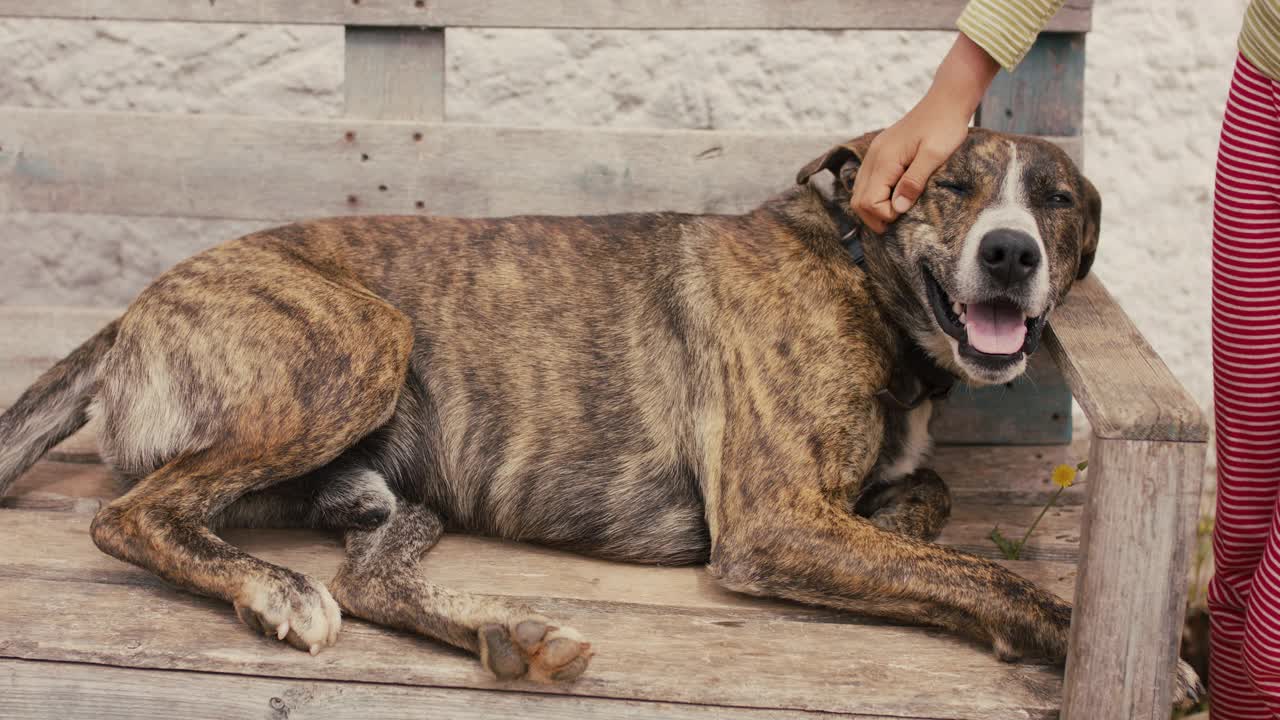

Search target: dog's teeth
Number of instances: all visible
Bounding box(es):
[277,621,290,641]
[959,312,967,324]
[310,644,321,656]
[952,301,962,317]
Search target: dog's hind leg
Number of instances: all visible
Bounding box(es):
[88,259,416,655]
[329,490,593,683]
[852,468,952,541]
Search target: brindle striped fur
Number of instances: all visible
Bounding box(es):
[0,129,1200,702]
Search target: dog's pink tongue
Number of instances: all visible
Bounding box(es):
[966,301,1027,355]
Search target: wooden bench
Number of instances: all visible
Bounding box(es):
[0,3,1206,719]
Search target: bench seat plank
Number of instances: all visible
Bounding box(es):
[0,509,1065,719]
[0,658,873,720]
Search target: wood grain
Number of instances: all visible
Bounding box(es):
[1061,437,1204,720]
[1045,275,1208,443]
[0,557,1067,718]
[1,659,859,720]
[0,108,1082,222]
[344,27,446,122]
[0,0,1093,31]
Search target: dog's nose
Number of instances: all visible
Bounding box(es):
[978,229,1041,286]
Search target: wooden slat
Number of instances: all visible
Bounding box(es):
[978,33,1087,138]
[0,108,1082,222]
[1061,437,1203,720]
[0,1,1093,31]
[1044,275,1207,443]
[344,27,446,122]
[0,659,858,720]
[0,509,1067,719]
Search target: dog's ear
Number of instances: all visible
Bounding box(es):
[1077,176,1101,279]
[796,131,880,190]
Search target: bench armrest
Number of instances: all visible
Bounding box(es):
[1044,275,1207,443]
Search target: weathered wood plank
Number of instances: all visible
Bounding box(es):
[0,108,1082,222]
[0,0,1093,31]
[0,577,1063,719]
[1044,275,1207,442]
[344,27,446,122]
[1,659,856,720]
[1060,437,1204,720]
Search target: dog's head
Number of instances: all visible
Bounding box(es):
[797,128,1100,386]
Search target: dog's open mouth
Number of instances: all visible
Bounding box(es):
[923,266,1047,364]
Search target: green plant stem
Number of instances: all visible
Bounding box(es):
[1017,486,1065,554]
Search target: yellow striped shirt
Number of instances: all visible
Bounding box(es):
[1241,0,1280,81]
[958,0,1280,82]
[955,0,1065,71]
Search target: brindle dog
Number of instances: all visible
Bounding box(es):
[0,129,1201,703]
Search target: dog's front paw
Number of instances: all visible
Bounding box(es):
[1173,658,1204,711]
[984,598,1071,663]
[234,570,342,655]
[479,616,593,683]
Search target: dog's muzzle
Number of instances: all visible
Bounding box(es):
[923,265,1048,366]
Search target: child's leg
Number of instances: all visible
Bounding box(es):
[1211,53,1280,719]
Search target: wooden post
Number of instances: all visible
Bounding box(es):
[1062,437,1203,718]
[344,26,445,121]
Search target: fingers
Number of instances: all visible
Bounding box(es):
[891,145,949,215]
[850,137,903,234]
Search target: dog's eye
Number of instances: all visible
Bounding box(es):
[1047,192,1074,207]
[935,180,969,196]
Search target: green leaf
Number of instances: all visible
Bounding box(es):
[1076,460,1089,471]
[989,526,1023,561]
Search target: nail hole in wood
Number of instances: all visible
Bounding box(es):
[1051,413,1062,421]
[413,131,423,142]
[344,131,356,142]
[415,0,425,6]
[361,153,370,162]
[379,184,389,192]
[415,201,426,209]
[347,194,359,205]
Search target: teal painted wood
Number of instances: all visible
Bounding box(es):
[952,32,1087,446]
[930,351,1073,445]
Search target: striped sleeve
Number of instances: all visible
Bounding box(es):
[1240,0,1280,83]
[955,0,1066,71]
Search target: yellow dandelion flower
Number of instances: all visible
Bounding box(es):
[1052,464,1076,489]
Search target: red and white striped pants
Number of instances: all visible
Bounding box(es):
[1212,53,1280,719]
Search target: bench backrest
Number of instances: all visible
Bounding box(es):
[0,1,1093,445]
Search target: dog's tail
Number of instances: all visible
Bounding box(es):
[0,320,119,498]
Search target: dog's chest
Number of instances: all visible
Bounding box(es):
[879,399,934,481]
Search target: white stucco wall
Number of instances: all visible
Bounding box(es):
[0,1,1247,414]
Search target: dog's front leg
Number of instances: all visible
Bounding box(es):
[709,494,1070,662]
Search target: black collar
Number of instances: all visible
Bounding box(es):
[823,195,956,412]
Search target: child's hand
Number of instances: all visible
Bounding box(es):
[851,34,1000,234]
